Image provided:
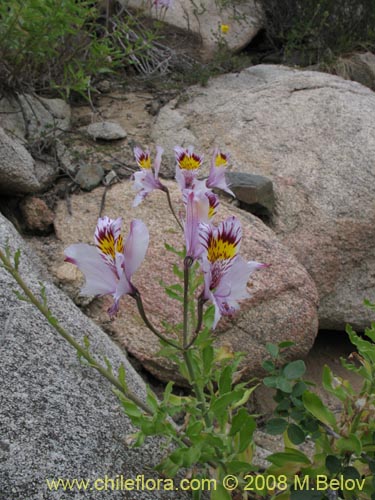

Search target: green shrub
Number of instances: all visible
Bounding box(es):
[257,0,375,65]
[0,0,155,99]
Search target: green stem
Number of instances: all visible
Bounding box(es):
[183,349,211,428]
[162,186,183,231]
[0,248,151,415]
[183,256,193,348]
[132,289,183,350]
[182,256,211,427]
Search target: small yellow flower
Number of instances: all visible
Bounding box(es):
[220,24,229,34]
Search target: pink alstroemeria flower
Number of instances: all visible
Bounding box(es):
[183,188,219,260]
[132,146,165,207]
[174,146,203,191]
[206,148,234,196]
[199,216,268,328]
[64,217,149,318]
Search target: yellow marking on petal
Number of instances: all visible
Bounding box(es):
[221,24,229,34]
[208,205,216,219]
[139,156,152,169]
[116,234,124,254]
[215,153,228,167]
[179,155,201,170]
[97,233,116,259]
[207,237,237,262]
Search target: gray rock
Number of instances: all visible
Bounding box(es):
[152,64,375,331]
[87,122,127,141]
[122,0,263,61]
[0,93,70,142]
[0,127,40,193]
[225,172,275,215]
[0,126,59,194]
[0,213,191,500]
[333,51,375,91]
[75,163,105,191]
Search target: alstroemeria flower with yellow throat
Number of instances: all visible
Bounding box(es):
[206,148,234,196]
[64,217,149,317]
[199,216,268,328]
[174,145,203,191]
[132,146,165,207]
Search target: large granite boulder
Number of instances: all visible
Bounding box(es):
[0,213,191,500]
[152,64,375,331]
[0,93,70,141]
[123,0,263,60]
[52,181,319,382]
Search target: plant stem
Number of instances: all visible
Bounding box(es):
[132,289,183,350]
[182,256,211,427]
[0,248,151,415]
[162,186,183,231]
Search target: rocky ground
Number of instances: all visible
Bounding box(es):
[20,83,363,416]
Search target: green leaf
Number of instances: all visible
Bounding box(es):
[118,396,142,419]
[283,360,306,380]
[202,345,214,377]
[164,242,184,257]
[118,363,127,390]
[218,366,232,395]
[13,290,29,302]
[186,420,204,440]
[103,356,113,375]
[325,455,342,474]
[146,386,159,413]
[83,335,90,350]
[262,359,275,372]
[302,391,337,429]
[266,418,288,435]
[337,434,362,455]
[287,423,306,445]
[275,376,293,393]
[164,287,183,302]
[229,408,249,436]
[233,385,258,409]
[266,343,279,358]
[263,375,278,388]
[210,391,243,416]
[13,248,21,270]
[279,341,295,349]
[172,263,184,279]
[292,381,307,397]
[342,466,360,480]
[238,414,256,452]
[210,484,232,500]
[267,448,311,467]
[203,305,215,330]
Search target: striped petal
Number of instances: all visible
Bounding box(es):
[207,148,234,196]
[123,219,149,280]
[64,243,117,296]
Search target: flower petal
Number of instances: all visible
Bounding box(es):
[123,219,149,279]
[64,243,117,296]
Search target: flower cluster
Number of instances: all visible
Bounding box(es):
[64,145,268,328]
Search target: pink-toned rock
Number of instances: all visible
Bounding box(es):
[152,65,375,331]
[53,180,318,382]
[20,197,54,233]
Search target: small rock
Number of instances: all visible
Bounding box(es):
[225,172,275,215]
[97,80,111,93]
[0,127,40,194]
[20,197,54,233]
[87,122,127,141]
[75,163,104,191]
